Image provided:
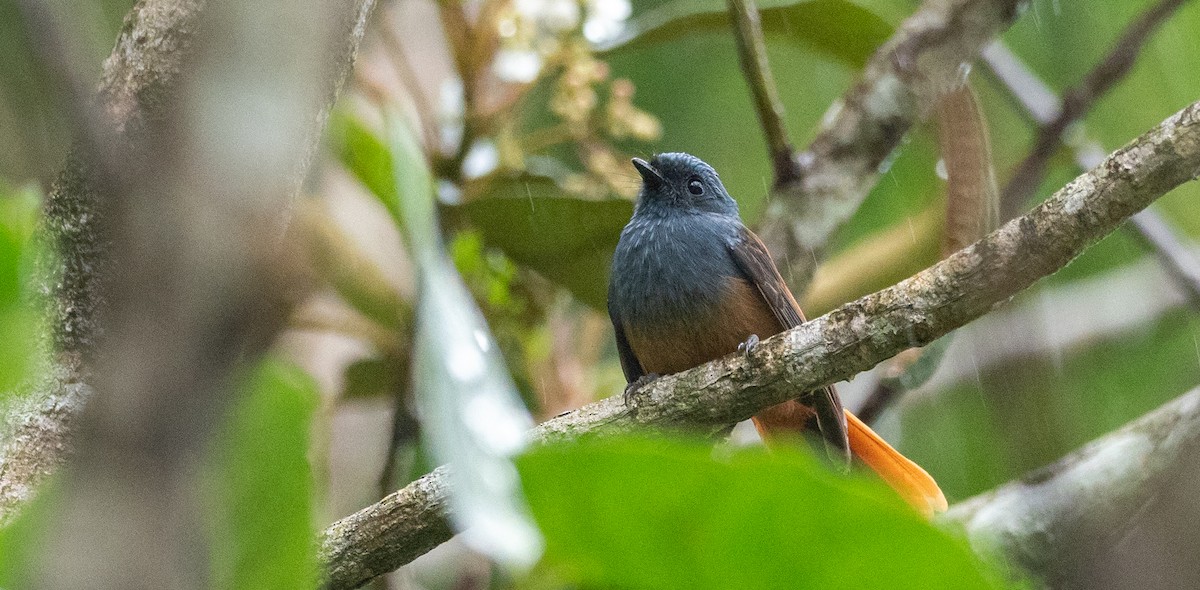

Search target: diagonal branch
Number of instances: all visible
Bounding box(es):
[757,0,1025,292]
[320,97,1200,590]
[727,0,802,185]
[942,387,1200,586]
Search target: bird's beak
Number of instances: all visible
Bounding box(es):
[631,157,665,188]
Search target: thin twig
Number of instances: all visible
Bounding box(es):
[727,0,802,185]
[320,98,1200,590]
[439,1,479,179]
[998,0,1189,217]
[855,382,902,425]
[1128,211,1200,311]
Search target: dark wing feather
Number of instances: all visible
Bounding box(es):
[726,226,851,466]
[608,299,645,383]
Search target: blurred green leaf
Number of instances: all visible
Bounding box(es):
[902,308,1200,501]
[455,178,633,310]
[518,437,999,590]
[342,357,399,399]
[0,478,57,588]
[389,110,544,569]
[328,111,400,220]
[0,184,42,394]
[604,0,893,68]
[208,358,320,590]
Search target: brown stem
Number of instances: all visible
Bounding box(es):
[727,0,801,185]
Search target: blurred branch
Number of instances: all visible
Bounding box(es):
[319,98,1200,590]
[942,387,1200,586]
[727,0,802,185]
[32,0,381,585]
[297,202,412,333]
[856,84,998,424]
[936,85,999,256]
[0,0,377,542]
[757,0,1024,292]
[801,201,944,316]
[377,5,440,154]
[998,0,1189,216]
[1128,211,1200,311]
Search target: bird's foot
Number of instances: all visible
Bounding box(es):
[623,373,662,408]
[738,334,760,359]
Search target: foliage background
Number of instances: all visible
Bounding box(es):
[1,0,1199,588]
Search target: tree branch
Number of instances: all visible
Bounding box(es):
[942,387,1200,586]
[29,0,380,585]
[727,0,801,185]
[319,96,1200,590]
[757,0,1025,291]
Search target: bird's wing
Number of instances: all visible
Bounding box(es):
[726,226,851,466]
[608,299,645,383]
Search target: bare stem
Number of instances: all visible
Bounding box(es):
[727,0,801,185]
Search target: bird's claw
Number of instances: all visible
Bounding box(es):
[738,334,760,359]
[623,373,661,408]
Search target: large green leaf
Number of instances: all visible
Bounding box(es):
[207,358,320,590]
[603,0,893,68]
[518,437,999,590]
[455,179,633,310]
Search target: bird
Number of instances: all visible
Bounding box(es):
[607,152,947,517]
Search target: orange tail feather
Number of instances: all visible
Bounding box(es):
[845,410,947,518]
[751,401,947,517]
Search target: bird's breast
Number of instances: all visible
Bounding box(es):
[609,214,782,375]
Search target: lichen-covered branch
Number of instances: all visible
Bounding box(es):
[319,97,1200,590]
[0,0,208,523]
[942,387,1200,586]
[982,32,1200,312]
[757,0,1025,291]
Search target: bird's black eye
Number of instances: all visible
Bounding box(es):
[687,177,704,195]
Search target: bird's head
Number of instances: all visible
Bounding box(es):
[631,153,738,217]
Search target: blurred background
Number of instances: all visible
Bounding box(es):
[2,0,1200,588]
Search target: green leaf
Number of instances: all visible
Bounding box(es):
[518,437,999,590]
[328,111,400,221]
[0,477,58,588]
[455,178,633,310]
[207,358,320,590]
[0,184,43,394]
[603,0,893,68]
